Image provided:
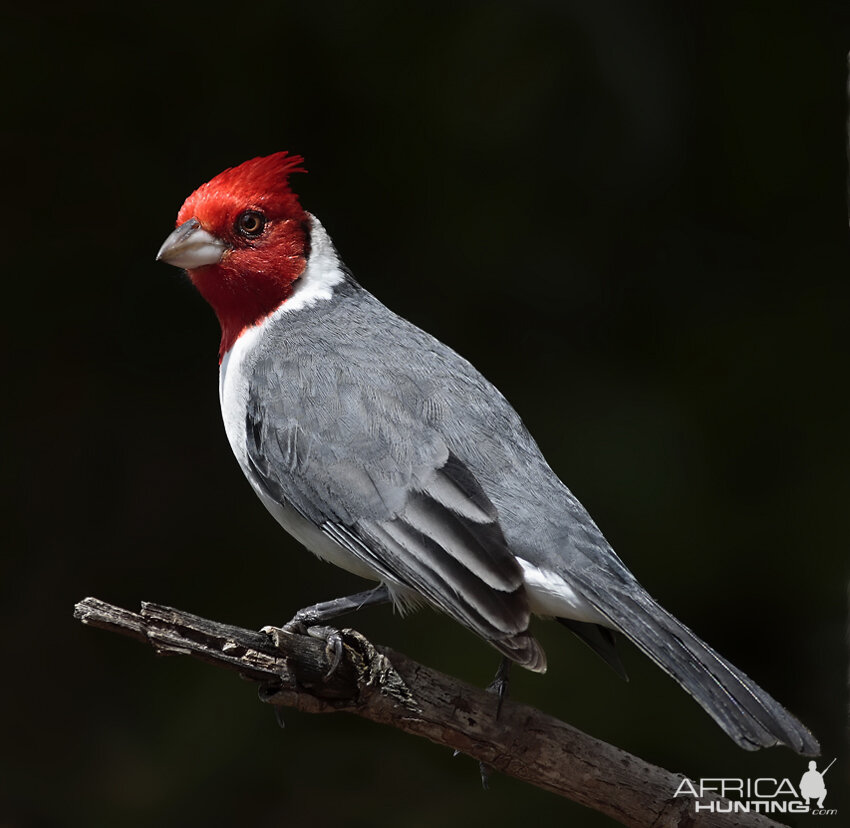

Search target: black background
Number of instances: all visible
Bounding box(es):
[4,2,848,826]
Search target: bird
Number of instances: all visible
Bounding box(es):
[157,151,818,755]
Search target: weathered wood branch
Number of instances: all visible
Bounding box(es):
[74,597,787,828]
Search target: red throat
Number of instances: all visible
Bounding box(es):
[188,219,309,359]
[174,152,310,360]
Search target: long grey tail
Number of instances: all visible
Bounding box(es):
[573,573,820,755]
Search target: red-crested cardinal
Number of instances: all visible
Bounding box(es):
[157,152,818,755]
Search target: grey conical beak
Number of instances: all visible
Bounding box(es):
[156,218,227,269]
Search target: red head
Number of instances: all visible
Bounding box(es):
[158,152,309,358]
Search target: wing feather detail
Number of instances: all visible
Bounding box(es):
[319,517,545,672]
[245,386,543,666]
[401,491,522,591]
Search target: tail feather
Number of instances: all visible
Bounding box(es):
[492,631,548,673]
[557,617,628,680]
[574,574,819,755]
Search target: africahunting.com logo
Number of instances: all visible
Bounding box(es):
[673,758,838,816]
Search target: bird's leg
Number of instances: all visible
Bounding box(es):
[486,656,512,719]
[281,584,392,633]
[479,657,512,789]
[263,585,392,682]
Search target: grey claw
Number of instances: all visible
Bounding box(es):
[323,629,344,680]
[479,760,492,790]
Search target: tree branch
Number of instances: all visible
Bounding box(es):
[74,597,788,828]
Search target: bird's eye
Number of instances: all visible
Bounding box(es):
[235,210,266,238]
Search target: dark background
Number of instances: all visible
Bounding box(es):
[4,2,848,826]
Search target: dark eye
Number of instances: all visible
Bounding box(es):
[235,210,266,238]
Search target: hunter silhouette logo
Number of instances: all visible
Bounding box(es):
[799,759,835,810]
[673,758,838,816]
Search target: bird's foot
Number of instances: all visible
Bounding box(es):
[485,656,512,720]
[478,657,512,789]
[261,622,345,681]
[271,586,392,674]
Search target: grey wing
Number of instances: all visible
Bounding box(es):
[244,364,546,672]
